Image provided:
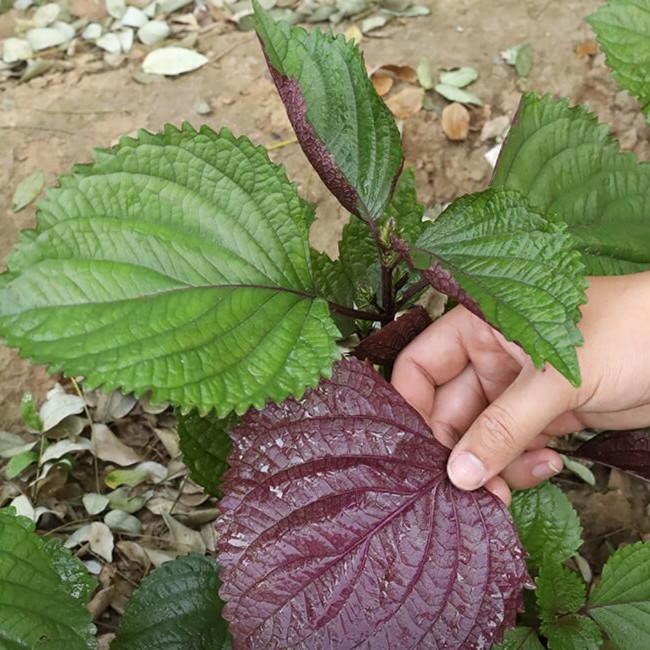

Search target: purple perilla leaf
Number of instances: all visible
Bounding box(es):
[217,358,531,649]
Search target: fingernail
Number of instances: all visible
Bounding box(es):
[448,452,487,490]
[532,459,563,480]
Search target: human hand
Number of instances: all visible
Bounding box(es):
[392,272,650,505]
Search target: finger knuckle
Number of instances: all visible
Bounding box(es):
[480,405,518,452]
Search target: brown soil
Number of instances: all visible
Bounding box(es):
[1,0,649,567]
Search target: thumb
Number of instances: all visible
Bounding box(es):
[446,366,573,491]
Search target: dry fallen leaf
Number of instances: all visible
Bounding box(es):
[200,522,216,552]
[65,523,92,549]
[137,20,171,45]
[83,493,110,516]
[104,509,142,535]
[94,391,137,423]
[441,102,470,141]
[175,508,219,527]
[154,427,180,458]
[107,487,154,513]
[40,437,93,464]
[145,496,177,516]
[96,33,122,54]
[34,468,68,499]
[9,495,35,520]
[416,57,434,90]
[142,46,208,76]
[439,66,478,89]
[33,2,61,27]
[83,560,103,576]
[386,86,425,119]
[361,15,388,34]
[89,521,114,562]
[46,415,85,440]
[143,547,177,568]
[106,0,127,20]
[82,23,103,40]
[92,424,142,466]
[435,83,483,106]
[575,39,598,58]
[26,27,69,51]
[11,171,45,212]
[122,6,149,28]
[178,490,210,508]
[480,115,510,142]
[40,385,85,432]
[116,540,149,567]
[379,64,418,84]
[162,512,206,554]
[371,72,394,96]
[109,576,134,615]
[0,431,36,458]
[104,462,167,489]
[87,586,114,620]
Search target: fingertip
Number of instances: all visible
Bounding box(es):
[500,448,563,490]
[447,451,487,491]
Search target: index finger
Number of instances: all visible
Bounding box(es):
[392,306,472,421]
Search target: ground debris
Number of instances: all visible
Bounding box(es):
[441,101,469,140]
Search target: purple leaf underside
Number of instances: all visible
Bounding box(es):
[569,430,650,481]
[353,306,432,365]
[217,358,531,649]
[267,65,360,215]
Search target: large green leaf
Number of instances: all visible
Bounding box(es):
[310,249,355,308]
[411,189,587,385]
[112,554,231,650]
[310,248,358,335]
[511,482,583,569]
[494,626,545,649]
[178,411,234,496]
[587,0,650,118]
[0,509,97,649]
[253,2,403,221]
[0,125,340,416]
[492,93,650,275]
[586,541,650,648]
[537,562,602,650]
[537,562,587,621]
[41,538,97,603]
[541,615,603,650]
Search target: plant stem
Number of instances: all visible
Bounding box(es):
[388,254,402,272]
[393,273,409,294]
[361,213,396,325]
[32,435,47,503]
[380,264,394,326]
[70,376,100,493]
[328,302,381,322]
[396,278,429,310]
[169,475,188,516]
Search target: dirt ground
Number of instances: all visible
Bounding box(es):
[1,0,650,567]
